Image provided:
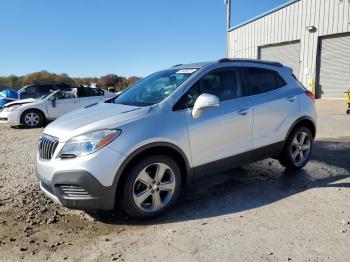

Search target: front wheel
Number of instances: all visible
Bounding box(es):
[122,155,182,218]
[21,110,44,128]
[279,126,313,170]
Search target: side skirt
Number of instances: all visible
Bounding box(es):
[193,141,285,176]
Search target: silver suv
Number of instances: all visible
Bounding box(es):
[36,59,316,218]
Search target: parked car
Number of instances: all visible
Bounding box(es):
[35,59,316,218]
[0,87,115,128]
[18,83,73,100]
[0,89,19,109]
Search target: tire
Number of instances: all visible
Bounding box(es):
[122,155,182,218]
[278,126,313,170]
[21,109,44,128]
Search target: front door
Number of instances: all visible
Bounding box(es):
[47,91,80,119]
[177,67,253,168]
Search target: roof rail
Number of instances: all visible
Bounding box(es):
[217,58,283,67]
[172,64,183,67]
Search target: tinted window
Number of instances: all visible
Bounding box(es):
[55,89,77,99]
[247,68,286,95]
[23,85,38,95]
[36,85,53,94]
[78,87,104,97]
[55,84,72,91]
[174,68,243,110]
[89,88,104,96]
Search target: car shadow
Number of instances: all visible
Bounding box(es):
[88,139,350,225]
[11,121,50,129]
[11,125,27,129]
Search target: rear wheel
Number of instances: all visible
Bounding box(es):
[122,155,182,218]
[279,126,313,170]
[21,110,44,128]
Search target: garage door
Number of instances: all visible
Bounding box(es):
[259,41,301,76]
[318,34,350,98]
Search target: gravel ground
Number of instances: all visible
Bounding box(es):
[0,100,349,262]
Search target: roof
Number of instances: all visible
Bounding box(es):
[217,58,283,67]
[172,58,284,69]
[228,0,300,32]
[171,62,213,69]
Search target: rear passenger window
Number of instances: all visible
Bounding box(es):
[247,68,286,95]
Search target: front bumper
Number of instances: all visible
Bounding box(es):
[0,109,21,125]
[36,170,116,210]
[36,144,126,210]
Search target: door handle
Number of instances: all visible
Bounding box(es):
[287,96,297,102]
[238,108,251,116]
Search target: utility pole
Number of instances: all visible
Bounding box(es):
[225,0,231,57]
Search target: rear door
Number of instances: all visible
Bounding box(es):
[245,67,298,149]
[176,67,253,168]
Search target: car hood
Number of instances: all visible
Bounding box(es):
[44,103,150,142]
[5,98,37,107]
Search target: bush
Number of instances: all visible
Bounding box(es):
[0,71,142,91]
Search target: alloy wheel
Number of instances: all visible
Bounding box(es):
[24,112,40,127]
[132,163,176,212]
[291,131,311,166]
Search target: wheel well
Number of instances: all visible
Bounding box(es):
[20,108,46,124]
[290,119,316,139]
[115,146,189,200]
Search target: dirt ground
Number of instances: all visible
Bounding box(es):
[0,100,349,262]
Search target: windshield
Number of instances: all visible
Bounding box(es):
[18,86,29,93]
[114,68,197,106]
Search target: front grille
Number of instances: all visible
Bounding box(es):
[38,134,59,160]
[56,185,92,199]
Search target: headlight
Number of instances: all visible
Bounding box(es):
[60,129,121,158]
[5,105,20,112]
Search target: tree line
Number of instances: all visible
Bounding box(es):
[0,71,142,91]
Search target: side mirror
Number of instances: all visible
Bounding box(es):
[192,93,220,119]
[50,96,56,108]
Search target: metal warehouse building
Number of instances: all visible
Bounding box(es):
[228,0,350,98]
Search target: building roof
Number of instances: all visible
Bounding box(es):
[228,0,300,32]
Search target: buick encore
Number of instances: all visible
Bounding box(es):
[36,59,316,218]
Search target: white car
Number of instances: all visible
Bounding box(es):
[0,87,115,128]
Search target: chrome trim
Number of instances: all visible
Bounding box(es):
[38,134,59,160]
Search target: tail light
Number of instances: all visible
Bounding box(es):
[305,90,315,102]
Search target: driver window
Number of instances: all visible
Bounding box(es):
[55,89,78,100]
[174,68,243,110]
[36,85,51,94]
